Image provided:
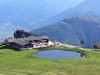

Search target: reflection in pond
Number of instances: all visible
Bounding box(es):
[33,50,86,60]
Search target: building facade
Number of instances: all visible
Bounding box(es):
[5,30,53,50]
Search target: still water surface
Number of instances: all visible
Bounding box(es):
[33,50,86,60]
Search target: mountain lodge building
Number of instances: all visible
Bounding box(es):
[5,30,53,50]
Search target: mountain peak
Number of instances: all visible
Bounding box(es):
[45,0,100,24]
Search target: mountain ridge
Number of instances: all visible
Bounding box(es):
[31,0,100,48]
[42,0,100,25]
[1,0,81,41]
[31,16,100,48]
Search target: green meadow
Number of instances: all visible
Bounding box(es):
[0,45,100,75]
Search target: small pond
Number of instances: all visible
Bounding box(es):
[33,50,86,60]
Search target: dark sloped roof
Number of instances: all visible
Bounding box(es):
[17,36,49,41]
[14,30,39,38]
[6,30,49,46]
[14,39,29,46]
[5,37,15,43]
[6,35,49,46]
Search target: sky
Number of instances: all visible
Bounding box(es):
[0,0,84,10]
[0,0,85,40]
[45,0,84,13]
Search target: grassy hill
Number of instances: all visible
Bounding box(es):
[0,45,100,75]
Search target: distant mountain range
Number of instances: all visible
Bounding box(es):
[0,0,80,29]
[1,0,100,48]
[32,16,100,48]
[0,0,78,41]
[41,0,100,25]
[32,0,100,48]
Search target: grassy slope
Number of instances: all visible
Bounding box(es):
[0,46,100,75]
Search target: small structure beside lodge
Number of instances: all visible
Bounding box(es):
[94,42,100,49]
[5,30,54,50]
